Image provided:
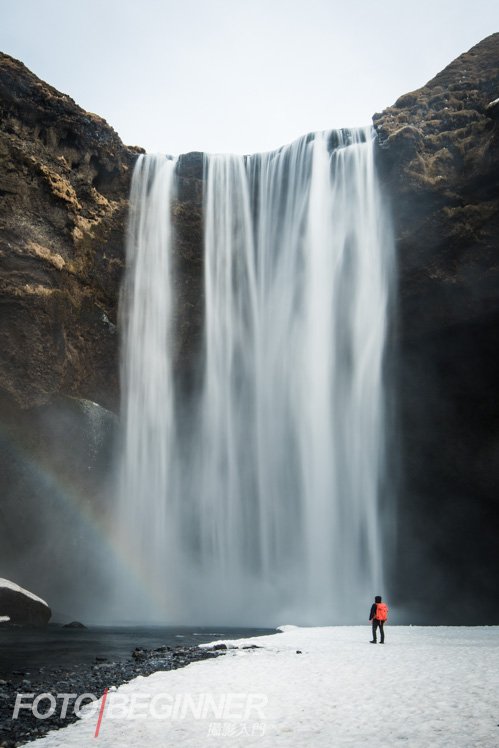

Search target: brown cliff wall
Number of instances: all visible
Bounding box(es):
[374,33,499,621]
[0,52,139,411]
[0,56,204,614]
[0,52,205,411]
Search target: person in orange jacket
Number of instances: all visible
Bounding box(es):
[369,595,388,643]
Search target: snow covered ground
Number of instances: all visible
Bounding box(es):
[26,625,499,747]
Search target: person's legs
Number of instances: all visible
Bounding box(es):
[371,620,378,642]
[380,621,385,643]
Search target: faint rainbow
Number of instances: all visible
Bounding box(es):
[0,418,171,618]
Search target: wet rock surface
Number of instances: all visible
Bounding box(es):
[0,644,224,747]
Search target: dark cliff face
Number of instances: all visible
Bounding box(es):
[374,32,499,336]
[0,55,205,614]
[373,33,499,622]
[1,37,498,621]
[0,51,205,411]
[0,52,138,612]
[0,52,139,411]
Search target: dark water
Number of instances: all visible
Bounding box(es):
[0,625,275,678]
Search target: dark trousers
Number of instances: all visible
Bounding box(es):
[372,619,385,643]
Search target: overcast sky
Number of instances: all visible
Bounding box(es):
[1,0,498,154]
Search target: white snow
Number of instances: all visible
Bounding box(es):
[0,577,48,607]
[0,615,10,622]
[26,626,499,747]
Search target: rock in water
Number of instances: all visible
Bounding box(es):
[0,578,51,625]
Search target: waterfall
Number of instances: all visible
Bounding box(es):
[116,129,393,625]
[116,154,178,620]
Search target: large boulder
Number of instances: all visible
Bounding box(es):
[0,578,51,625]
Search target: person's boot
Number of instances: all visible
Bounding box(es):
[370,639,376,643]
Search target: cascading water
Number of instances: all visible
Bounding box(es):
[115,154,179,620]
[115,128,393,625]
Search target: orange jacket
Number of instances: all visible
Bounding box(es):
[375,602,388,621]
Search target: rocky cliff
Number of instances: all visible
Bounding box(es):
[0,52,139,411]
[0,35,498,621]
[0,52,136,613]
[0,52,205,411]
[374,32,499,335]
[373,32,499,622]
[0,53,204,615]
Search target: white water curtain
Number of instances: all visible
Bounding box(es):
[116,130,394,625]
